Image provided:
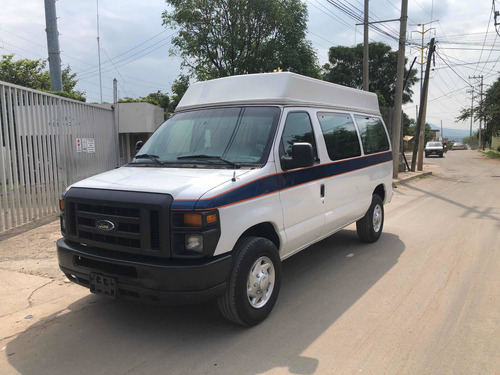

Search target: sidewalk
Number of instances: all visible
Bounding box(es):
[393,169,433,186]
[393,153,439,186]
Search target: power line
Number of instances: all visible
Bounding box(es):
[473,1,495,75]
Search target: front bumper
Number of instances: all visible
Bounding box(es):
[57,238,232,304]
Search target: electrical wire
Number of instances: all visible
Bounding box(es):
[473,1,495,75]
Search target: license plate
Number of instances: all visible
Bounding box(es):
[89,273,117,299]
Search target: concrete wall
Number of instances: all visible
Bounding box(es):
[491,136,500,151]
[118,102,164,134]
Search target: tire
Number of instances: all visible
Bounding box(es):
[356,195,384,243]
[217,237,281,326]
[439,153,443,158]
[425,152,429,158]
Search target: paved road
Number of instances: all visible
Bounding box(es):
[1,150,499,375]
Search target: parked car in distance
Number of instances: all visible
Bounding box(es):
[425,141,444,157]
[452,142,465,150]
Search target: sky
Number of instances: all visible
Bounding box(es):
[1,0,499,133]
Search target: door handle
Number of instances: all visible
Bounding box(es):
[320,184,325,198]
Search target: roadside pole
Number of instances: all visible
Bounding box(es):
[391,0,408,178]
[411,37,435,172]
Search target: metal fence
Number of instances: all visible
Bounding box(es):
[0,81,118,233]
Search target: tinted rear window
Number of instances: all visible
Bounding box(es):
[354,115,390,155]
[317,112,361,160]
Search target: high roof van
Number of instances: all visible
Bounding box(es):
[57,72,393,326]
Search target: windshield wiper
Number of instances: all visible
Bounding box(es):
[134,154,165,165]
[177,154,241,169]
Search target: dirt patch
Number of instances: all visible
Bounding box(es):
[0,220,63,280]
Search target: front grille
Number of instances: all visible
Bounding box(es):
[76,202,143,249]
[64,188,172,257]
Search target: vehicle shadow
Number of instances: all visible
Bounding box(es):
[6,230,405,375]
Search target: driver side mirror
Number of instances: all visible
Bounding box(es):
[135,141,143,155]
[281,143,315,170]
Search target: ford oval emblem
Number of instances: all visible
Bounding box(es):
[96,219,116,232]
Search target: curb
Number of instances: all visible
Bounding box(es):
[393,171,432,186]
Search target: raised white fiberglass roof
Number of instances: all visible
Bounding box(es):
[176,72,381,115]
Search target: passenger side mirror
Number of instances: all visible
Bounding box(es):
[135,141,143,155]
[281,143,315,170]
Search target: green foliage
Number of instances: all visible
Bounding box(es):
[484,150,500,159]
[51,90,86,102]
[403,119,433,149]
[119,91,169,109]
[403,113,415,136]
[169,74,190,112]
[0,54,50,89]
[462,133,478,149]
[456,75,500,145]
[482,77,500,140]
[321,42,418,107]
[119,91,170,119]
[162,0,319,80]
[0,54,85,101]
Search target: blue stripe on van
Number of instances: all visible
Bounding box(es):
[170,151,392,211]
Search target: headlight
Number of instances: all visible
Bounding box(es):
[185,234,203,253]
[172,210,220,258]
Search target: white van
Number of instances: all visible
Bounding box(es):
[57,73,393,326]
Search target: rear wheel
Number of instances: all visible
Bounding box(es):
[356,195,384,243]
[217,237,281,326]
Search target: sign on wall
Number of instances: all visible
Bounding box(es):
[76,138,95,153]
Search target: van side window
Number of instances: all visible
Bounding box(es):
[354,115,390,154]
[317,112,361,160]
[280,112,317,158]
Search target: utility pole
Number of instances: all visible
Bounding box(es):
[113,78,120,168]
[466,88,475,137]
[391,0,408,178]
[411,37,435,172]
[470,75,483,148]
[44,0,63,92]
[411,22,436,95]
[97,0,103,103]
[363,0,369,91]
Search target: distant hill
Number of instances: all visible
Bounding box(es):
[428,124,471,141]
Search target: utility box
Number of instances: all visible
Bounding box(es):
[118,102,165,165]
[118,102,164,134]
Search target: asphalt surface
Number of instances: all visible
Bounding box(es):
[0,150,499,375]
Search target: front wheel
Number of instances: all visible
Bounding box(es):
[217,237,281,326]
[356,195,384,243]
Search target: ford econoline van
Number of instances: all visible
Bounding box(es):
[57,72,393,326]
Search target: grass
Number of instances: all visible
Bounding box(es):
[484,151,500,159]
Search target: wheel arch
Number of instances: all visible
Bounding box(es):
[237,222,280,253]
[373,184,386,203]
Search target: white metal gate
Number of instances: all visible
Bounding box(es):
[0,81,118,233]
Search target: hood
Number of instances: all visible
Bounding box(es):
[70,166,252,200]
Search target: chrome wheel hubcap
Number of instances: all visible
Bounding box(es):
[373,204,382,232]
[247,256,275,308]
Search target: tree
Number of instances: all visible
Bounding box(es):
[322,42,418,107]
[456,75,500,146]
[119,91,170,119]
[0,54,85,101]
[162,0,319,80]
[168,74,190,113]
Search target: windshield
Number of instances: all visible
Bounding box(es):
[132,106,280,167]
[427,142,442,147]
